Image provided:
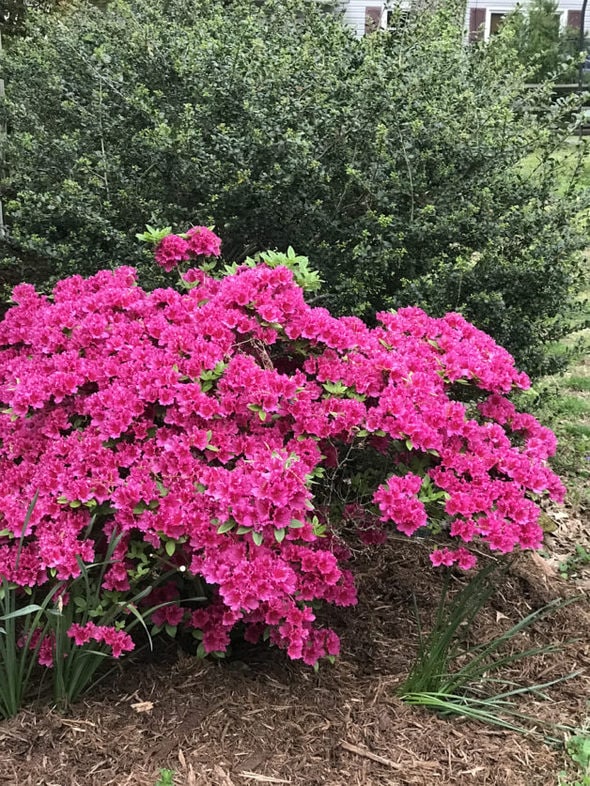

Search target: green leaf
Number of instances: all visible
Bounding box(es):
[322,380,348,396]
[164,540,176,557]
[274,528,286,543]
[0,604,44,621]
[217,520,235,534]
[155,480,169,497]
[252,531,264,546]
[136,225,173,245]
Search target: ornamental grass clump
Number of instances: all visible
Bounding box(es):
[0,228,565,712]
[400,561,580,739]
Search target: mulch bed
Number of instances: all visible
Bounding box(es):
[0,539,588,786]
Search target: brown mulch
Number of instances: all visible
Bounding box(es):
[0,540,588,786]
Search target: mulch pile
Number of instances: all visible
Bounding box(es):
[0,538,588,786]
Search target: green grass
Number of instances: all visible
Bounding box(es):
[559,733,590,786]
[517,286,590,511]
[518,137,590,194]
[399,563,580,741]
[550,395,590,417]
[559,544,590,579]
[523,384,590,508]
[563,422,590,437]
[155,770,175,786]
[567,376,590,392]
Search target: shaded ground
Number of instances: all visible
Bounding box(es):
[0,538,588,786]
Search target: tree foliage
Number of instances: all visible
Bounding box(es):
[509,0,583,82]
[0,0,107,36]
[0,0,588,375]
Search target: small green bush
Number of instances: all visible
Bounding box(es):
[0,0,588,375]
[154,770,175,786]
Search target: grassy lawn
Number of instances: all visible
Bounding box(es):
[517,282,590,584]
[522,138,590,530]
[519,135,590,192]
[510,129,590,589]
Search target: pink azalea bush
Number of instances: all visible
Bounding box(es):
[0,229,565,668]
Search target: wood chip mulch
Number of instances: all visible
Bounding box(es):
[0,540,588,786]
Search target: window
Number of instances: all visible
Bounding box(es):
[469,7,486,42]
[489,12,506,35]
[365,6,386,34]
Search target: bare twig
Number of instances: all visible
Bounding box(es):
[339,740,403,769]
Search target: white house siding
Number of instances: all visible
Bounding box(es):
[464,0,588,42]
[341,1,388,37]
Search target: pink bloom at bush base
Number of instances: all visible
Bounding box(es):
[430,547,478,571]
[67,622,134,658]
[0,249,565,666]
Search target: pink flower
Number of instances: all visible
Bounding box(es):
[185,226,222,259]
[154,234,191,272]
[68,622,96,646]
[100,627,134,658]
[373,474,427,536]
[67,622,134,658]
[19,628,55,668]
[429,547,477,571]
[430,548,455,567]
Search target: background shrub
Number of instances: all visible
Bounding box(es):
[0,0,588,375]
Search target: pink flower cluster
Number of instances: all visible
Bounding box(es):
[67,622,134,658]
[19,628,55,667]
[430,547,477,571]
[0,256,564,665]
[154,227,221,271]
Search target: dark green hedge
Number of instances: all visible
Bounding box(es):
[1,0,588,374]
